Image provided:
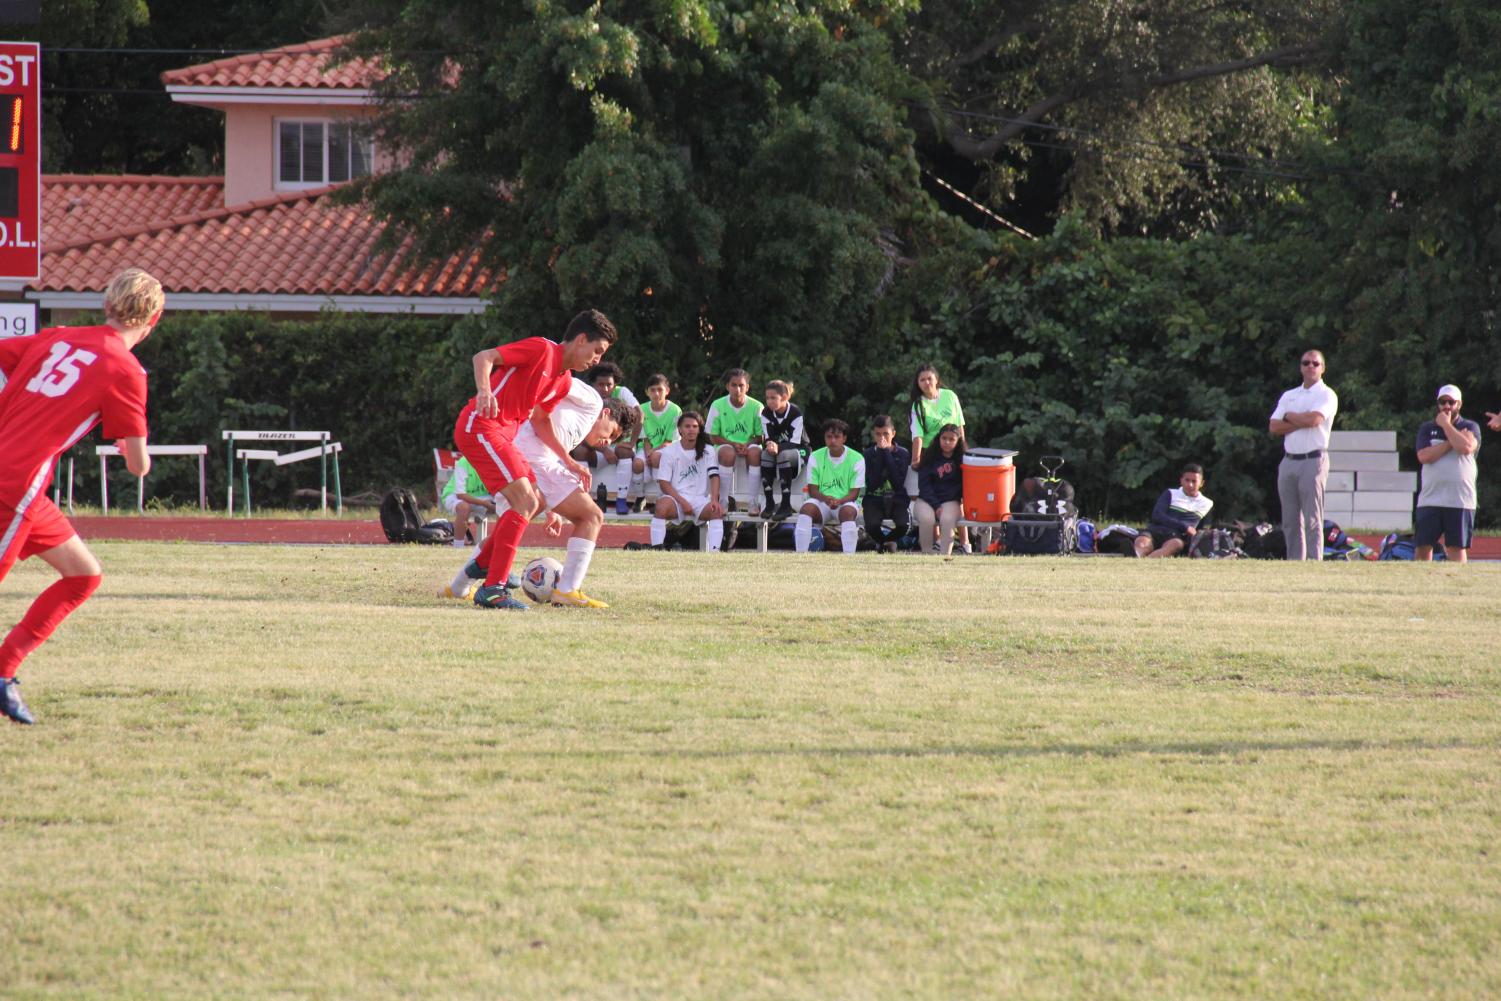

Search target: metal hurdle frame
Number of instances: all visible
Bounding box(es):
[96,444,209,514]
[222,430,343,516]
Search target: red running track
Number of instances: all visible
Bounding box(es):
[68,515,651,548]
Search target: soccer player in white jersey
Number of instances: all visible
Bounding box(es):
[650,411,727,551]
[445,379,637,608]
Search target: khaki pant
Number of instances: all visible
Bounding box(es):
[1277,453,1328,561]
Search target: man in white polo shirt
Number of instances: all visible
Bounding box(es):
[1269,349,1338,560]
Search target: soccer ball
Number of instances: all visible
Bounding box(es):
[520,557,563,602]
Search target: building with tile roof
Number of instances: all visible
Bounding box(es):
[17,37,493,318]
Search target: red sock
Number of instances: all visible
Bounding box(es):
[483,511,528,587]
[0,574,102,679]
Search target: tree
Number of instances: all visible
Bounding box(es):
[344,0,948,411]
[897,0,1342,235]
[36,0,330,174]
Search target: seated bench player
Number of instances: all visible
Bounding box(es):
[445,381,638,608]
[439,454,495,546]
[650,411,727,551]
[1134,463,1213,558]
[795,419,866,554]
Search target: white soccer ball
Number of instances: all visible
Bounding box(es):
[520,557,563,602]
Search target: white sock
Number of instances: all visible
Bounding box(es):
[705,520,724,552]
[559,537,595,592]
[840,520,857,554]
[746,466,761,507]
[447,542,485,596]
[718,473,732,509]
[795,514,813,553]
[650,518,667,545]
[615,458,633,495]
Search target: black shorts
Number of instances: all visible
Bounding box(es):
[1414,506,1473,549]
[1149,527,1188,550]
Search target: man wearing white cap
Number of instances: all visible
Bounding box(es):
[1415,384,1480,562]
[1269,349,1338,560]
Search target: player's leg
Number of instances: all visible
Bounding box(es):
[745,445,763,515]
[650,496,679,546]
[548,491,609,607]
[613,444,634,515]
[715,445,736,509]
[476,476,541,597]
[776,451,801,519]
[936,501,960,556]
[700,500,726,553]
[837,502,860,554]
[759,450,777,513]
[0,501,101,724]
[794,501,824,553]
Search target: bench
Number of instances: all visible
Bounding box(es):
[601,455,806,551]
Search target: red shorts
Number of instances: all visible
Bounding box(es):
[453,411,534,494]
[0,495,78,582]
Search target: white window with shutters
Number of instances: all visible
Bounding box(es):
[275,119,374,190]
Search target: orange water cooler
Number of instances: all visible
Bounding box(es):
[961,448,1018,521]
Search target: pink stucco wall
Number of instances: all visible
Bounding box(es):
[222,103,392,206]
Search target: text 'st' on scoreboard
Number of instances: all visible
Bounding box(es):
[0,41,38,282]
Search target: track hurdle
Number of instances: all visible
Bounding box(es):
[96,444,208,514]
[222,430,343,516]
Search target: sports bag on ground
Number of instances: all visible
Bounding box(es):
[380,488,453,544]
[1003,512,1077,555]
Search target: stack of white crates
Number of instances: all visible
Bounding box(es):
[1323,430,1415,532]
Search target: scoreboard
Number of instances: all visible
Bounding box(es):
[0,41,37,282]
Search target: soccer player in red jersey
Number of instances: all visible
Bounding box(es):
[453,309,617,610]
[0,268,164,724]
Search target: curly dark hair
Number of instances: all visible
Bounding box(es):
[601,396,639,442]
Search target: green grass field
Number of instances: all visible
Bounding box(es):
[2,543,1498,999]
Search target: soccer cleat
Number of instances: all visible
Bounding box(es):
[473,584,529,611]
[775,499,794,521]
[462,559,520,589]
[550,588,610,609]
[442,581,477,600]
[615,497,629,515]
[1,678,34,725]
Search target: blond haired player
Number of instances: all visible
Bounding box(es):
[0,269,164,724]
[446,379,638,608]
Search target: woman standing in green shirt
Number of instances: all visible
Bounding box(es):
[907,364,969,551]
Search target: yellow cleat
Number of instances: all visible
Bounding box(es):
[442,581,477,600]
[549,588,610,609]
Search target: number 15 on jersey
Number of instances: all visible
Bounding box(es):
[25,341,98,398]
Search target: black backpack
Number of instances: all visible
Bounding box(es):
[380,488,453,544]
[1011,456,1077,518]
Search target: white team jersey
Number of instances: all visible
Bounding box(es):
[515,378,603,458]
[658,441,720,497]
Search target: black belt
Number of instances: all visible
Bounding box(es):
[1284,449,1323,460]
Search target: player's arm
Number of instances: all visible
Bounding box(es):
[118,436,151,478]
[471,349,503,418]
[834,459,866,506]
[530,405,592,487]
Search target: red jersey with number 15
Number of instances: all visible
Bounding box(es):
[0,326,149,509]
[456,337,573,432]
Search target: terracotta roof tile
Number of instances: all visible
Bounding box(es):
[39,182,495,300]
[42,175,224,250]
[160,36,382,90]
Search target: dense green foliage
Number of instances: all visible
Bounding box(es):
[35,0,1501,525]
[64,311,485,508]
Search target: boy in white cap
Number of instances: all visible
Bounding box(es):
[1415,384,1480,563]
